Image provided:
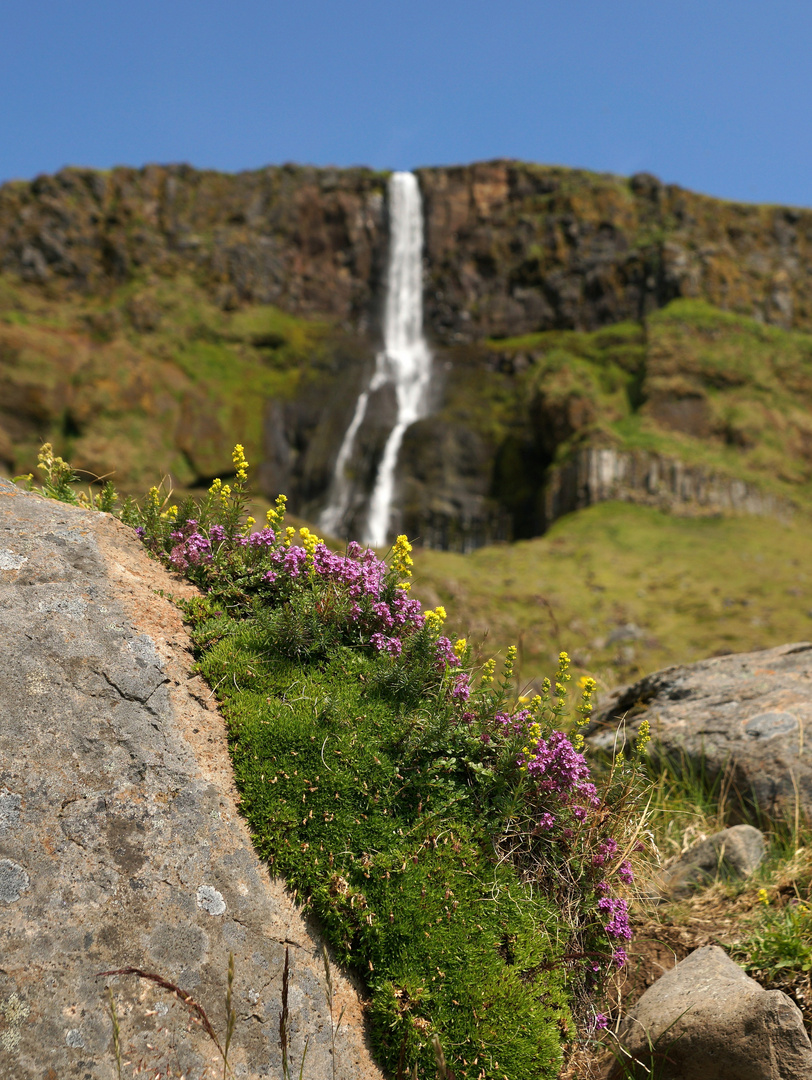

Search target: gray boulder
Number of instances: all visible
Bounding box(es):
[657,824,766,897]
[588,642,812,820]
[610,945,812,1079]
[0,479,383,1080]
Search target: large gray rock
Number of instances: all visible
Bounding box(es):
[609,945,812,1079]
[657,824,767,898]
[0,479,383,1080]
[588,642,812,820]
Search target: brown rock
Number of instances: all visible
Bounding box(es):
[656,824,766,897]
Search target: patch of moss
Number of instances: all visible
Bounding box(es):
[189,609,571,1079]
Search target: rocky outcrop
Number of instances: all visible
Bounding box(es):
[542,445,792,528]
[418,162,812,343]
[588,641,812,820]
[0,479,383,1080]
[0,165,389,326]
[609,945,812,1079]
[5,161,812,342]
[3,160,812,547]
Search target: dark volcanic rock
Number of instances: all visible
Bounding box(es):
[610,945,812,1079]
[588,642,812,819]
[0,479,382,1080]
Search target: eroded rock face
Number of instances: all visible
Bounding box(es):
[0,479,383,1080]
[609,945,812,1079]
[588,642,812,820]
[543,445,791,529]
[418,162,812,343]
[0,165,389,324]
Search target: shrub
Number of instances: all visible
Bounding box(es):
[21,444,649,1079]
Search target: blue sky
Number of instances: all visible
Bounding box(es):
[3,1,812,206]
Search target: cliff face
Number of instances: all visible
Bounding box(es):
[0,164,389,327]
[418,161,811,342]
[2,160,812,547]
[5,160,811,340]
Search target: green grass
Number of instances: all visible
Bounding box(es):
[410,500,812,689]
[0,274,331,488]
[469,300,812,520]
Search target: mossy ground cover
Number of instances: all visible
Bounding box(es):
[193,614,571,1078]
[51,452,641,1080]
[474,299,812,511]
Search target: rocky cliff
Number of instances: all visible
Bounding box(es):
[2,160,812,547]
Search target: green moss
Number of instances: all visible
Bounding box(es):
[190,611,571,1079]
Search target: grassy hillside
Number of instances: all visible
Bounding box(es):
[410,500,812,689]
[0,273,335,488]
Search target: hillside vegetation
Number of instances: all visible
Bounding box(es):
[410,500,812,689]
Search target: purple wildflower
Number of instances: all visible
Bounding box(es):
[592,837,619,868]
[597,897,632,940]
[451,673,471,703]
[617,860,634,884]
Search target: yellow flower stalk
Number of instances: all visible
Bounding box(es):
[480,658,496,687]
[392,534,414,578]
[232,444,249,483]
[634,718,651,754]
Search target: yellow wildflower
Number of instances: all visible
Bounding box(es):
[284,526,296,548]
[634,718,651,754]
[392,534,414,578]
[267,493,288,528]
[454,638,468,658]
[232,444,249,483]
[424,607,447,634]
[480,658,496,687]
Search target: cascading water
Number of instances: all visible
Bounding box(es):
[318,171,432,546]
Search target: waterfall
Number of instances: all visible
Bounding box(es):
[318,171,432,546]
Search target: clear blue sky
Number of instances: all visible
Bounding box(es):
[2,1,811,206]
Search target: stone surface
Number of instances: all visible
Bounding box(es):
[543,446,791,529]
[588,642,812,820]
[656,824,766,898]
[609,945,812,1079]
[0,479,383,1080]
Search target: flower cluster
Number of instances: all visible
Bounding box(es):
[122,447,641,1010]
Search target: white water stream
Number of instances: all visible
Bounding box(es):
[318,171,432,546]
